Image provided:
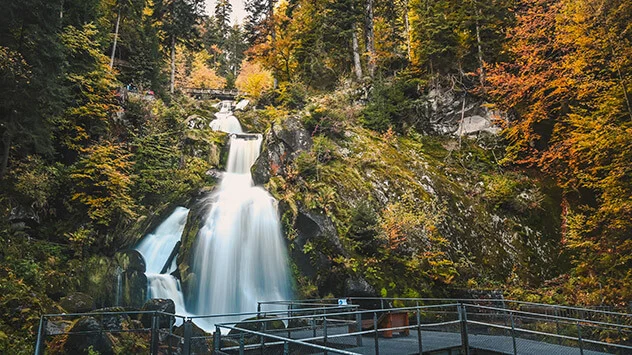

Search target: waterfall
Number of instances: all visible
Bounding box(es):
[136,207,189,274]
[135,207,190,316]
[210,114,243,134]
[189,132,291,330]
[134,102,292,333]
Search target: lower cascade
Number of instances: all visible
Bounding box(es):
[134,102,291,332]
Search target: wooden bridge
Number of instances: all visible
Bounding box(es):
[182,87,240,100]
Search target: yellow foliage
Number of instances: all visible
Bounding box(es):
[235,60,274,99]
[188,51,226,89]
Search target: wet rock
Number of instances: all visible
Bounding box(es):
[115,249,146,273]
[60,292,94,313]
[253,116,313,185]
[141,298,176,328]
[344,276,377,297]
[113,250,147,308]
[63,316,114,355]
[173,321,210,353]
[95,307,130,331]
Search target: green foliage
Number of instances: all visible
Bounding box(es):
[360,77,426,133]
[348,201,380,255]
[70,142,137,228]
[276,82,308,109]
[8,155,61,210]
[303,105,345,138]
[55,24,119,156]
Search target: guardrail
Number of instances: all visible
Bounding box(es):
[35,299,632,354]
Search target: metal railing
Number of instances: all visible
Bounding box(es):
[35,298,632,355]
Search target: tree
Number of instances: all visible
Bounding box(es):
[235,59,273,98]
[487,0,632,304]
[109,0,146,69]
[55,24,119,160]
[154,0,205,93]
[189,50,227,88]
[214,0,233,39]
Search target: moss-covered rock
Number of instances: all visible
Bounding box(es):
[254,94,563,299]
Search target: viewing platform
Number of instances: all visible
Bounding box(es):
[35,298,632,354]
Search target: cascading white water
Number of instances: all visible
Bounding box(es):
[136,207,189,274]
[135,207,190,316]
[189,134,291,331]
[210,110,243,134]
[134,102,292,333]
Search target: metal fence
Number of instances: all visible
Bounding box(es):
[35,299,632,355]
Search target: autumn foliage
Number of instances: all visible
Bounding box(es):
[235,59,274,98]
[487,0,632,304]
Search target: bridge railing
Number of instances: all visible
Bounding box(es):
[35,299,632,354]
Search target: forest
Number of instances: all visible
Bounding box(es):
[1,0,631,352]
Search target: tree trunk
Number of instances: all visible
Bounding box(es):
[472,0,486,89]
[269,0,278,89]
[170,35,176,94]
[109,6,122,69]
[403,0,411,62]
[0,130,11,179]
[365,0,375,78]
[352,27,363,81]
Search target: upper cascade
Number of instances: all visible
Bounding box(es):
[210,100,243,134]
[226,134,263,174]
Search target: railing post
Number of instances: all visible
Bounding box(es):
[260,318,267,354]
[34,315,46,355]
[510,311,517,355]
[416,307,423,355]
[554,307,562,345]
[577,322,584,355]
[283,340,290,355]
[288,302,292,338]
[257,302,261,318]
[182,319,192,355]
[459,303,470,355]
[374,311,380,355]
[214,325,221,354]
[239,333,245,355]
[356,311,363,346]
[150,311,159,355]
[323,316,328,355]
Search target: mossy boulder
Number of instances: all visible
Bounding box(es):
[60,292,94,313]
[253,116,313,185]
[63,317,114,355]
[140,298,176,328]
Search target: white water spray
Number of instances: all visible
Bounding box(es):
[134,102,292,332]
[189,133,291,330]
[135,207,190,317]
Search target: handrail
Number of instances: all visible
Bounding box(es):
[36,298,632,354]
[259,297,632,318]
[217,325,361,354]
[464,303,632,330]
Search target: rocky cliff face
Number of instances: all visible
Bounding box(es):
[250,103,562,298]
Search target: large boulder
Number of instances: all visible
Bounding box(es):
[253,116,313,185]
[95,307,131,332]
[60,292,94,313]
[173,321,211,353]
[113,250,147,308]
[140,298,176,328]
[424,85,502,135]
[63,317,114,355]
